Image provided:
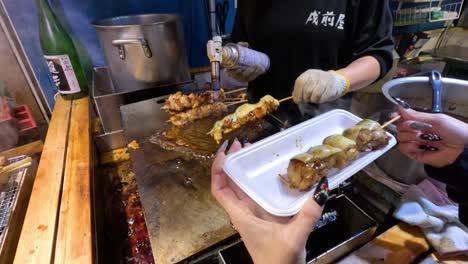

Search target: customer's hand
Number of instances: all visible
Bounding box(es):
[292,70,349,104]
[225,42,267,83]
[212,140,324,264]
[396,107,468,167]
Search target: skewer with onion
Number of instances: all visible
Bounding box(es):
[283,118,397,192]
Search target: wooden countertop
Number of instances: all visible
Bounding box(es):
[14,97,92,263]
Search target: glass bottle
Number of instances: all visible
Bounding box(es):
[36,0,88,100]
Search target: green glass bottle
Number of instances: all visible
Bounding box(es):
[36,0,88,100]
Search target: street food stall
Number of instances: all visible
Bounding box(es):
[0,0,468,264]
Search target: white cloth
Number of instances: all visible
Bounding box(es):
[394,179,468,257]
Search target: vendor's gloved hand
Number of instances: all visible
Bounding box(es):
[225,42,267,83]
[292,69,350,104]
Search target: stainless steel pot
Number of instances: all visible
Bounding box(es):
[377,76,468,184]
[92,14,191,93]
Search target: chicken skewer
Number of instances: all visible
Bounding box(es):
[162,89,250,114]
[166,99,250,127]
[343,119,390,152]
[208,95,280,144]
[168,102,229,127]
[323,135,360,166]
[284,145,345,191]
[162,90,227,113]
[284,119,391,192]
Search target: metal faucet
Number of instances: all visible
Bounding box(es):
[207,36,223,101]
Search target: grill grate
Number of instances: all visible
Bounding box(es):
[0,156,28,241]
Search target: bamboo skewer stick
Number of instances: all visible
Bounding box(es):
[381,115,401,129]
[224,97,244,101]
[279,96,293,104]
[225,87,247,95]
[226,100,248,107]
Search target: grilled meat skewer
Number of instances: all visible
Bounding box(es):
[285,119,390,192]
[208,95,280,144]
[286,145,344,191]
[162,89,226,113]
[168,102,228,127]
[343,119,390,152]
[323,135,360,165]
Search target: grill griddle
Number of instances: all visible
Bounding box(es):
[120,96,282,263]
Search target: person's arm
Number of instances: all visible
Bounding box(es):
[292,0,394,104]
[424,147,468,225]
[339,56,381,92]
[349,0,394,83]
[396,107,468,224]
[212,140,325,264]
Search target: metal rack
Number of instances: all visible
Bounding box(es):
[394,0,465,26]
[0,155,29,243]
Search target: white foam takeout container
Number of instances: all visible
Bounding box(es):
[223,109,397,216]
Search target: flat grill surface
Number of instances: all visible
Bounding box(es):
[121,96,282,263]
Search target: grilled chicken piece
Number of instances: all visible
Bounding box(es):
[286,153,322,192]
[306,145,348,169]
[162,89,226,113]
[285,145,344,191]
[343,119,390,152]
[323,135,360,166]
[208,95,280,144]
[168,102,228,127]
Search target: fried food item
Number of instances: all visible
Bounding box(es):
[208,95,280,144]
[162,89,226,113]
[343,119,390,152]
[168,102,228,127]
[323,135,360,165]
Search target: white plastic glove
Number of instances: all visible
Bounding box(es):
[225,42,267,83]
[292,69,350,104]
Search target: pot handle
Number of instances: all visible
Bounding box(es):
[429,70,443,113]
[112,39,153,60]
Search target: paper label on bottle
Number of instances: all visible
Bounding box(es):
[44,54,81,94]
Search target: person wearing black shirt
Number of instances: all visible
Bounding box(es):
[227,0,394,109]
[396,107,468,226]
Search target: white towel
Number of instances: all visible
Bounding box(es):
[394,180,468,257]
